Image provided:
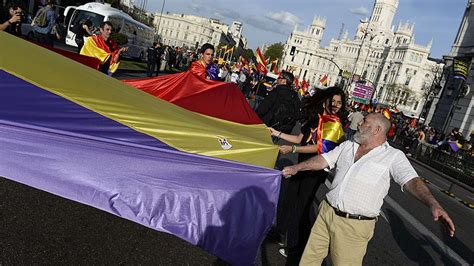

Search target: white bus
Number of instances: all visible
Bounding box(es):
[64,2,154,61]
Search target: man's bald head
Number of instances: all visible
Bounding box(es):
[369,113,391,136]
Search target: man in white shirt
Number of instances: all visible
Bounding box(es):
[282,113,455,265]
[347,107,364,140]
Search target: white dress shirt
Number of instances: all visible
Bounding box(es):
[322,140,418,217]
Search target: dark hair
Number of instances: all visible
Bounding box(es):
[200,43,214,54]
[83,19,92,27]
[100,21,113,29]
[7,2,23,10]
[152,42,157,46]
[301,86,346,124]
[279,71,294,86]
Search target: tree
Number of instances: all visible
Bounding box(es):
[105,0,121,8]
[242,48,255,61]
[264,43,284,61]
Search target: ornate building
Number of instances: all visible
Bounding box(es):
[281,0,442,117]
[154,13,247,56]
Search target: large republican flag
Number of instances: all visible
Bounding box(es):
[123,71,261,125]
[0,32,280,265]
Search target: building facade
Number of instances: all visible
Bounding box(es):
[430,0,474,136]
[281,0,442,117]
[153,13,246,56]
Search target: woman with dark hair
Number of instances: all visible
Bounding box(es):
[270,86,347,263]
[73,19,93,53]
[189,43,218,80]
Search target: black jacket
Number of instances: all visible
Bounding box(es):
[256,85,301,134]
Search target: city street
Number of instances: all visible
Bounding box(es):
[2,40,472,264]
[1,152,473,265]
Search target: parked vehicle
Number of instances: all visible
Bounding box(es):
[64,2,154,60]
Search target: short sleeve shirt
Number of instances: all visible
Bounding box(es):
[322,140,418,217]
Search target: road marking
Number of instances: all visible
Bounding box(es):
[384,196,469,265]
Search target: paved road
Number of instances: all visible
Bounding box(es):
[2,157,472,265]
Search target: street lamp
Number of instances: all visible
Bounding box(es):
[344,18,372,94]
[156,0,166,36]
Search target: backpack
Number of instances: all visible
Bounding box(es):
[32,8,48,27]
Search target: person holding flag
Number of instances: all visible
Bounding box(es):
[270,87,346,262]
[80,21,128,76]
[189,43,218,80]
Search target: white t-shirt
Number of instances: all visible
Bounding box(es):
[230,73,239,83]
[322,140,418,217]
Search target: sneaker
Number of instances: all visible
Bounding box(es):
[279,248,287,258]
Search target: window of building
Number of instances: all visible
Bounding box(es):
[316,29,320,35]
[291,56,295,62]
[413,101,419,110]
[307,59,311,66]
[405,76,412,86]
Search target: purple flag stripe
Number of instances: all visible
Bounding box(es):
[0,70,173,150]
[0,123,281,265]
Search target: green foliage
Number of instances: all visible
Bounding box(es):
[105,0,121,8]
[264,43,284,61]
[111,32,128,45]
[242,48,255,61]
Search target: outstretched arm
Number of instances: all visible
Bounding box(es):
[269,128,303,144]
[282,155,328,178]
[404,177,455,237]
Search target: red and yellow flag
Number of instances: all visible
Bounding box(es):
[255,47,267,74]
[320,74,328,86]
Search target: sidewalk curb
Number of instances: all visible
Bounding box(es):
[408,157,474,210]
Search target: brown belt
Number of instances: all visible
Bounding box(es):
[326,200,376,220]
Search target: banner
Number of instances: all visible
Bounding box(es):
[453,58,470,80]
[351,83,374,104]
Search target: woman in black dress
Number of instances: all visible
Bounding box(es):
[270,86,347,264]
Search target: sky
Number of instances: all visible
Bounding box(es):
[146,0,467,58]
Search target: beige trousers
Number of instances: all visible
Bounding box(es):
[299,200,376,266]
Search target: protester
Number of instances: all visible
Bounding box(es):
[0,3,23,36]
[282,113,455,265]
[72,19,93,53]
[147,42,159,77]
[269,87,346,262]
[189,43,218,80]
[347,106,364,140]
[256,71,301,134]
[32,0,57,47]
[155,42,163,76]
[80,21,128,76]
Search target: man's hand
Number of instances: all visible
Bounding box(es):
[431,205,455,237]
[282,166,298,178]
[279,145,292,154]
[405,177,455,237]
[9,13,22,24]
